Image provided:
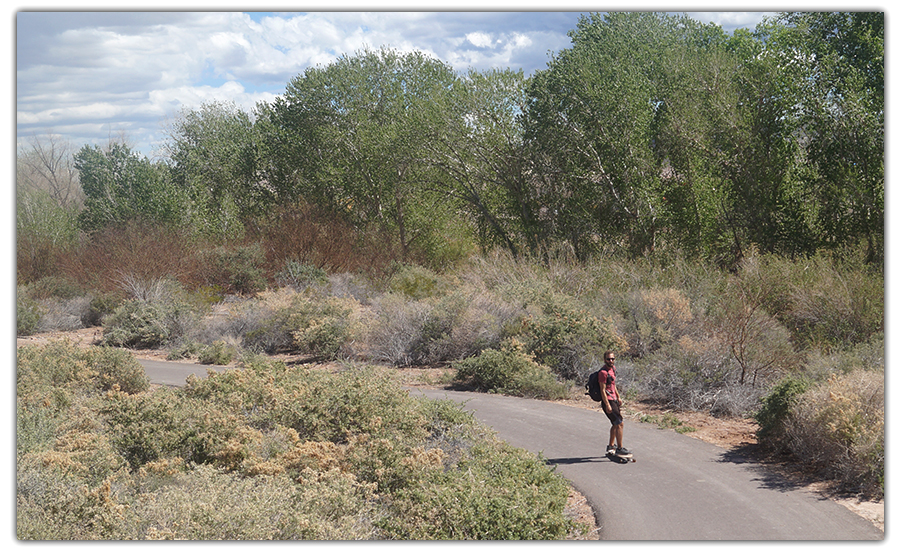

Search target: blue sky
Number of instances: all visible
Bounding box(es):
[14,5,782,158]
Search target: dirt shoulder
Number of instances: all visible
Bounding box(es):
[16,329,883,534]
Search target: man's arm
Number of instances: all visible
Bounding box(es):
[601,380,611,412]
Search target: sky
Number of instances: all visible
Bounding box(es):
[14,4,782,158]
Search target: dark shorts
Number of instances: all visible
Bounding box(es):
[604,400,623,426]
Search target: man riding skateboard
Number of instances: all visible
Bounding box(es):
[600,351,631,458]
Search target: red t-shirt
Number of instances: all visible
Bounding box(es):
[599,365,618,401]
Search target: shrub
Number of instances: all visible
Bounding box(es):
[453,339,569,400]
[125,464,381,540]
[624,287,693,357]
[377,440,572,539]
[510,292,626,380]
[100,388,242,470]
[82,291,124,327]
[286,297,357,361]
[101,300,172,349]
[634,335,764,417]
[201,244,267,295]
[364,293,431,366]
[784,370,884,496]
[387,264,450,300]
[275,259,328,291]
[754,375,813,447]
[25,275,85,300]
[18,350,579,540]
[17,292,42,336]
[100,284,196,349]
[34,296,92,333]
[197,340,239,365]
[748,253,884,351]
[17,340,150,397]
[166,339,204,361]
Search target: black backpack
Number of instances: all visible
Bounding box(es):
[585,370,604,402]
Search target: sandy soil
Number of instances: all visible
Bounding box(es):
[16,328,883,536]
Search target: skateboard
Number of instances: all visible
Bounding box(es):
[606,450,636,463]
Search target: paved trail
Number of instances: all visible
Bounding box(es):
[140,360,882,541]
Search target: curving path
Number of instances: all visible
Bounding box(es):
[139,360,882,541]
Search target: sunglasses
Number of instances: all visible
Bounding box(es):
[605,357,615,361]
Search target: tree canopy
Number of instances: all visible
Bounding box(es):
[27,11,882,269]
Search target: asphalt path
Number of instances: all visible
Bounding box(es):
[138,359,882,541]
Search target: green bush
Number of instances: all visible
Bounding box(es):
[16,292,42,336]
[82,291,124,327]
[286,297,357,360]
[378,441,572,539]
[100,388,242,470]
[784,370,884,496]
[17,340,150,397]
[166,339,204,361]
[755,375,812,446]
[17,346,583,539]
[101,300,172,349]
[201,244,267,295]
[198,340,239,365]
[510,292,627,380]
[748,253,884,351]
[387,263,450,300]
[453,339,569,400]
[275,259,328,290]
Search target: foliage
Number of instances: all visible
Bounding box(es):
[754,375,813,445]
[453,338,569,399]
[784,369,884,496]
[377,441,572,539]
[765,12,884,264]
[199,244,268,295]
[509,291,627,380]
[624,287,694,357]
[16,184,82,282]
[75,142,188,233]
[387,263,451,300]
[16,348,580,539]
[197,340,239,365]
[263,46,475,264]
[101,295,195,350]
[275,259,328,291]
[164,101,262,239]
[285,296,358,361]
[17,339,150,399]
[16,292,42,336]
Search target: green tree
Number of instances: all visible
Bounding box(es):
[75,142,187,232]
[164,101,262,239]
[424,68,545,257]
[525,12,691,259]
[768,12,884,264]
[264,47,471,263]
[652,20,816,265]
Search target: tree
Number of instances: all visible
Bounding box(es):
[164,101,263,239]
[423,68,546,257]
[75,142,187,232]
[17,133,83,208]
[264,47,470,262]
[524,12,692,259]
[768,12,884,264]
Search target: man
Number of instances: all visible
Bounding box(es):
[600,351,631,457]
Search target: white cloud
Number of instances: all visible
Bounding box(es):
[466,32,495,48]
